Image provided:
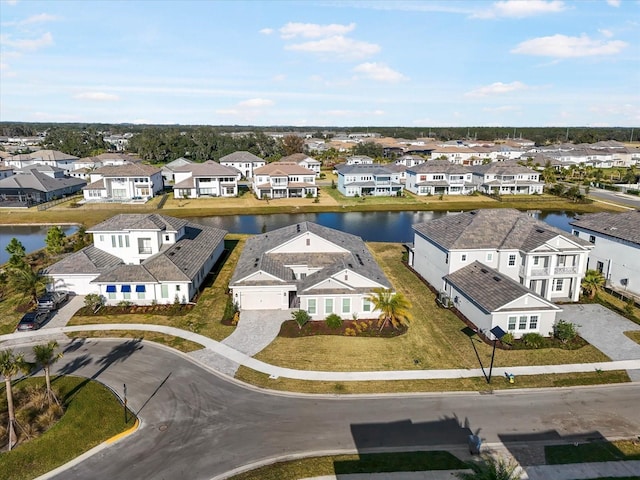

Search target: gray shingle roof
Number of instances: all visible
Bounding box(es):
[42,245,122,275]
[337,164,396,175]
[570,210,640,246]
[444,261,558,313]
[0,169,86,192]
[219,151,264,164]
[413,209,592,251]
[94,163,160,176]
[230,222,391,290]
[87,214,189,233]
[172,160,239,176]
[407,159,469,175]
[469,161,539,175]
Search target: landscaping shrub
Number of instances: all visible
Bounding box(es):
[325,313,343,329]
[500,332,514,346]
[291,309,311,330]
[84,294,105,311]
[521,332,545,349]
[554,320,579,344]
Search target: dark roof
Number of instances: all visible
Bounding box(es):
[219,151,265,164]
[42,245,122,275]
[230,222,391,290]
[94,163,160,176]
[469,161,538,175]
[337,164,397,175]
[413,209,592,251]
[407,159,468,175]
[0,169,86,192]
[172,160,239,176]
[570,211,640,246]
[444,261,558,313]
[87,214,188,233]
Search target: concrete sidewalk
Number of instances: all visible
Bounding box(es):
[3,323,640,382]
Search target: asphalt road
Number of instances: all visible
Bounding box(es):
[36,338,640,480]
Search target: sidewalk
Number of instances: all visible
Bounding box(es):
[3,323,640,382]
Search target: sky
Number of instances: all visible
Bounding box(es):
[0,0,638,127]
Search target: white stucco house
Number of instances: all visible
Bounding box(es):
[219,151,266,179]
[252,162,318,199]
[83,163,163,202]
[172,160,240,198]
[161,157,193,184]
[570,210,640,298]
[345,155,374,165]
[5,150,79,174]
[43,214,227,305]
[409,209,593,305]
[279,153,322,176]
[470,161,544,195]
[229,222,392,318]
[405,160,475,196]
[337,164,403,197]
[443,262,561,339]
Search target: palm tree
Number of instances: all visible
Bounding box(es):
[9,266,50,305]
[582,269,605,299]
[33,341,63,405]
[366,288,412,331]
[456,454,521,480]
[0,350,31,450]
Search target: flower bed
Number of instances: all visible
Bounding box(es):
[75,304,194,316]
[278,318,408,338]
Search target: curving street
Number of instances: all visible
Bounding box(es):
[33,338,640,480]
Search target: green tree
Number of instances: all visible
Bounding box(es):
[352,141,383,158]
[45,226,67,255]
[10,266,49,304]
[42,127,107,157]
[623,165,638,184]
[5,237,27,270]
[553,320,579,344]
[291,309,311,329]
[542,161,556,183]
[0,350,31,450]
[33,341,63,405]
[366,288,412,331]
[456,455,520,480]
[581,269,605,299]
[281,135,305,156]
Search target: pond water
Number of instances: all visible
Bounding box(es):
[189,210,579,243]
[0,225,79,265]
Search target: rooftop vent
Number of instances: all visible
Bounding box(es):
[536,228,545,233]
[480,268,488,274]
[296,224,301,232]
[355,253,364,266]
[493,276,502,282]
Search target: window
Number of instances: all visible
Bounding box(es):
[596,261,604,273]
[555,279,564,291]
[342,298,350,314]
[125,235,130,248]
[306,238,310,246]
[165,235,170,241]
[529,315,538,329]
[176,285,181,292]
[123,291,131,300]
[508,254,516,266]
[111,235,116,248]
[108,292,116,300]
[508,316,517,330]
[445,253,449,264]
[589,235,596,244]
[118,235,123,248]
[325,298,333,314]
[363,298,372,312]
[573,231,579,237]
[519,316,527,330]
[461,254,467,262]
[161,285,169,298]
[99,235,104,242]
[486,252,493,262]
[307,299,317,314]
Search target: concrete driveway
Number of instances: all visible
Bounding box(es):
[43,294,85,329]
[559,304,640,361]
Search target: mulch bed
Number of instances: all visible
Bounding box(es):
[278,318,408,338]
[76,304,194,316]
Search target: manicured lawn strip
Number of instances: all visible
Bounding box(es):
[235,367,629,394]
[66,330,203,352]
[0,292,30,335]
[545,440,640,464]
[624,331,640,345]
[228,451,466,480]
[253,243,610,372]
[68,236,246,342]
[0,376,135,480]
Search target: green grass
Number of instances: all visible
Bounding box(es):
[229,451,466,480]
[545,440,640,465]
[0,376,135,480]
[66,330,204,352]
[625,331,640,345]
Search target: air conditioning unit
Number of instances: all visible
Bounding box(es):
[437,291,453,308]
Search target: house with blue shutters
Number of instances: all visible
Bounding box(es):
[43,214,227,305]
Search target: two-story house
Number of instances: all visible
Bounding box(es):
[5,150,79,174]
[83,163,163,202]
[172,160,240,198]
[337,164,403,197]
[395,155,426,168]
[470,161,544,194]
[0,165,86,205]
[570,210,640,298]
[405,160,475,196]
[219,151,266,179]
[279,153,322,176]
[345,155,374,165]
[43,214,227,305]
[252,162,318,199]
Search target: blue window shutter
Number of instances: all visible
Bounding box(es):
[106,285,116,293]
[135,285,146,293]
[121,285,131,293]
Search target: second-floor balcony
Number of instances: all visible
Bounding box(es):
[555,266,578,274]
[138,247,153,254]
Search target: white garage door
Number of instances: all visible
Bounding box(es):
[240,291,283,310]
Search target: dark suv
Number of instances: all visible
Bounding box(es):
[37,291,69,310]
[17,310,50,331]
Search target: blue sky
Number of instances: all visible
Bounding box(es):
[1,0,638,127]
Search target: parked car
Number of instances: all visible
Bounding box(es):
[17,310,51,331]
[37,291,69,310]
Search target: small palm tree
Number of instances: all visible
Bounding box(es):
[457,454,521,480]
[0,350,31,450]
[581,269,605,299]
[9,266,50,305]
[33,341,63,405]
[366,288,412,331]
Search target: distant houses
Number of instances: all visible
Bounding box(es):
[0,164,86,205]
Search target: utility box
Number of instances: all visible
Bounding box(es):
[468,434,482,455]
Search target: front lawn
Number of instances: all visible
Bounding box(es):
[252,243,610,372]
[0,376,135,480]
[545,439,640,464]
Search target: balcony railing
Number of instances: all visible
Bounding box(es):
[138,248,152,254]
[555,266,578,274]
[530,268,550,276]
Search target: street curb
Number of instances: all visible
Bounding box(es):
[105,418,140,444]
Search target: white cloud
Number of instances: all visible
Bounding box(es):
[599,28,614,38]
[259,28,274,35]
[286,35,380,60]
[215,109,239,115]
[19,13,59,25]
[0,31,53,50]
[511,34,627,57]
[606,0,621,6]
[352,62,407,82]
[73,92,120,101]
[279,22,356,39]
[272,74,286,82]
[473,0,566,19]
[465,81,529,97]
[483,105,520,112]
[372,109,385,116]
[238,98,274,108]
